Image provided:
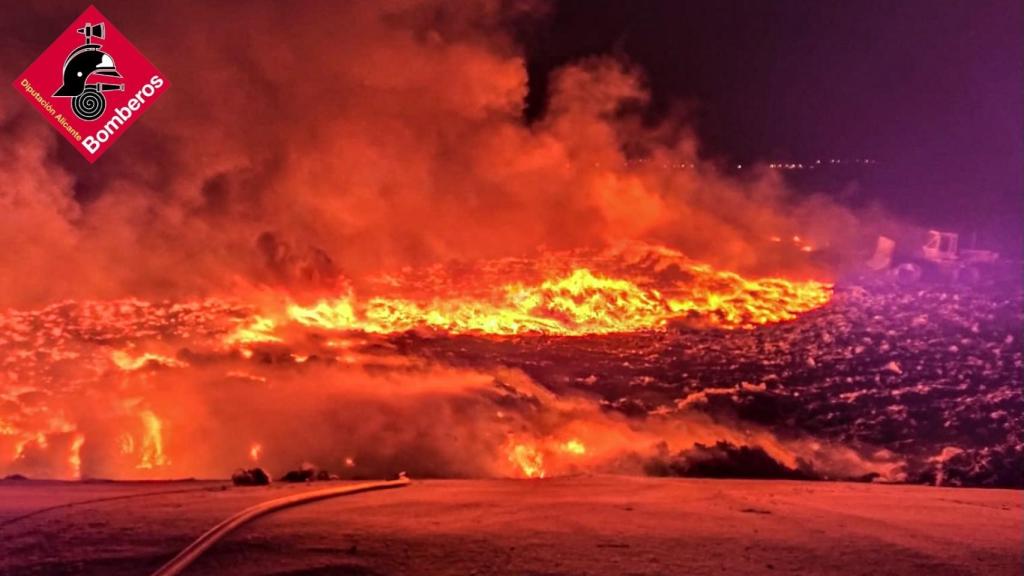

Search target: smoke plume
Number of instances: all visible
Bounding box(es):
[0,0,883,308]
[0,1,905,482]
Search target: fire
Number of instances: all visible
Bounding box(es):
[118,434,135,455]
[506,439,546,479]
[770,234,816,253]
[283,245,831,336]
[561,439,587,455]
[665,264,832,326]
[0,243,830,480]
[69,433,85,479]
[111,350,186,371]
[226,316,283,346]
[136,411,169,470]
[289,268,669,335]
[505,437,588,479]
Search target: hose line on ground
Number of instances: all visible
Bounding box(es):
[150,477,412,576]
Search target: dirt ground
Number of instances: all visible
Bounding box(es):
[0,476,1020,576]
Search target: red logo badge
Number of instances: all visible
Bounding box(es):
[12,5,169,163]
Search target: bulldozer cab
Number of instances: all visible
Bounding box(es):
[922,230,958,262]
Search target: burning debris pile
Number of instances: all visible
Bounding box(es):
[0,1,1017,489]
[402,281,1023,487]
[0,241,1018,487]
[0,244,847,483]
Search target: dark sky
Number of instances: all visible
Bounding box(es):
[521,0,1022,250]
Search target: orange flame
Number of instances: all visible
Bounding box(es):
[561,438,587,455]
[285,260,830,336]
[137,411,170,470]
[505,437,589,479]
[226,316,283,346]
[111,350,186,371]
[506,438,546,478]
[69,433,85,479]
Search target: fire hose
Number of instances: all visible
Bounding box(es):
[149,477,412,576]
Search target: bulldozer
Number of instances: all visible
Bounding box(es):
[866,230,999,285]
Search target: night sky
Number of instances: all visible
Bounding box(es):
[522,0,1022,251]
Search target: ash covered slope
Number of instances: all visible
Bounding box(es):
[401,283,1024,487]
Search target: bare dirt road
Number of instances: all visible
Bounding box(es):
[1,476,1019,576]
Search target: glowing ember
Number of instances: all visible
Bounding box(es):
[249,443,263,462]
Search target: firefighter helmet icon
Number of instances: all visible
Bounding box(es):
[52,22,124,121]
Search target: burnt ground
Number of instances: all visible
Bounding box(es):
[0,477,1019,576]
[391,282,1024,488]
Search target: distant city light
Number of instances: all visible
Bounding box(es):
[624,157,876,171]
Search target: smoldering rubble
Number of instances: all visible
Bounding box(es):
[401,281,1024,487]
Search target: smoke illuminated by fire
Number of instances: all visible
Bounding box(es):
[0,0,892,483]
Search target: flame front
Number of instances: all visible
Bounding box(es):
[284,246,831,337]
